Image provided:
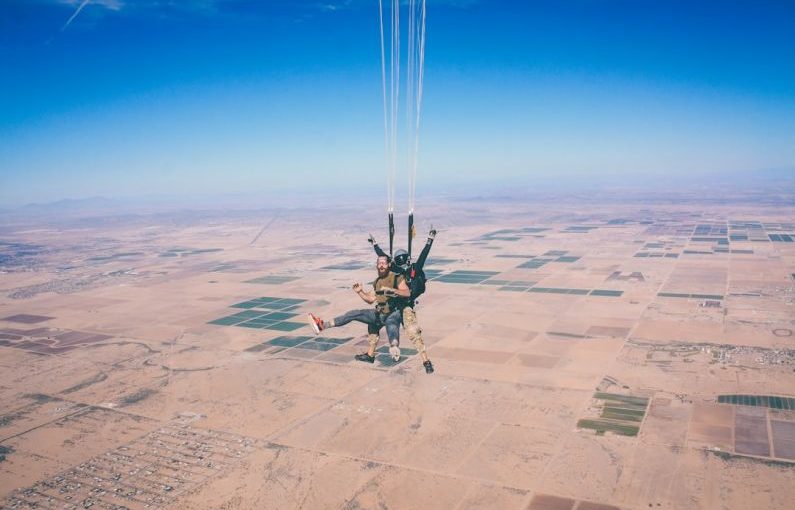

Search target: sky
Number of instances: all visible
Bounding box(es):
[1,0,794,206]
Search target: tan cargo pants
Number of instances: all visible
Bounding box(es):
[402,306,426,354]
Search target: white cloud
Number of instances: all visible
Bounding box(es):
[317,0,354,11]
[57,0,123,10]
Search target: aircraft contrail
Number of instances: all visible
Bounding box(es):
[61,0,91,31]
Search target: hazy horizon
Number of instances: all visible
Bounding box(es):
[1,165,794,213]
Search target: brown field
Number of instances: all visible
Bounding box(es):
[1,194,794,509]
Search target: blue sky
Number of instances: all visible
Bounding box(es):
[1,0,793,206]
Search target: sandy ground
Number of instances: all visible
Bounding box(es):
[1,197,794,509]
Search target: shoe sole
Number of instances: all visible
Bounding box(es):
[389,345,400,361]
[307,314,321,335]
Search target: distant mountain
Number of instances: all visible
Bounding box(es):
[20,196,122,212]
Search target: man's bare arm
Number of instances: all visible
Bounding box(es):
[381,278,410,298]
[353,282,376,304]
[395,278,411,297]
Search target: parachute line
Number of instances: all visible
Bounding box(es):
[377,0,426,217]
[378,0,390,212]
[390,0,399,213]
[408,0,426,213]
[378,0,392,212]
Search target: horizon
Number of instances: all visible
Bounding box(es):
[2,165,795,213]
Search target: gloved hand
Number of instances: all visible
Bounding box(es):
[428,226,437,240]
[368,233,377,245]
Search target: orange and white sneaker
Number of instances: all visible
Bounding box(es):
[307,313,324,335]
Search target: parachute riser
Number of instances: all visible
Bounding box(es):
[388,212,395,258]
[407,211,414,262]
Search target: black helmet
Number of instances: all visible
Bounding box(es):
[393,249,409,269]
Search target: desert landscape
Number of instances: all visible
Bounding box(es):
[1,191,794,510]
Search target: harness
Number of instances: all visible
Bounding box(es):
[374,274,403,314]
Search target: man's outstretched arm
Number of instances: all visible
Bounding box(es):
[414,227,436,269]
[368,233,388,258]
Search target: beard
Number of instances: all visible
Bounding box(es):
[377,267,389,277]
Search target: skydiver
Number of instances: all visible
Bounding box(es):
[307,255,409,363]
[369,227,436,374]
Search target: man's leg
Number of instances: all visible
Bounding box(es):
[309,309,374,333]
[384,310,402,361]
[354,322,382,363]
[325,308,382,364]
[309,310,383,365]
[403,307,434,373]
[365,323,381,357]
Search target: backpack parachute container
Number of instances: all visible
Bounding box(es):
[408,265,426,301]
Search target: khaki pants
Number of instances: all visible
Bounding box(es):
[402,307,426,354]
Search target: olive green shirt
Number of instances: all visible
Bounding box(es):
[373,271,406,314]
